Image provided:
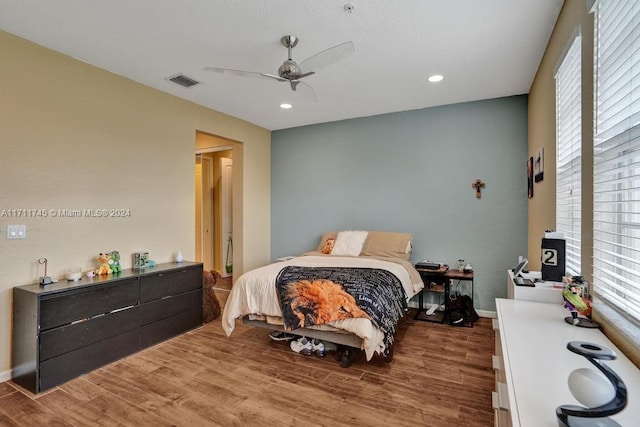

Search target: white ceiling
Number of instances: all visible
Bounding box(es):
[0,0,563,131]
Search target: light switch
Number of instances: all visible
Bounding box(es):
[7,225,26,239]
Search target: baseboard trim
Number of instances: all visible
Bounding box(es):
[478,309,496,318]
[0,368,12,383]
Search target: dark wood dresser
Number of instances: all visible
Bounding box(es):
[12,261,203,394]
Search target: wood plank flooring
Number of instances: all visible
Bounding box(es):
[0,282,496,426]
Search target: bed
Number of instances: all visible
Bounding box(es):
[221,230,424,364]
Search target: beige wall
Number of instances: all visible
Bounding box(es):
[0,30,271,376]
[528,0,593,275]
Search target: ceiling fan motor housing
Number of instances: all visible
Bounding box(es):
[278,59,301,80]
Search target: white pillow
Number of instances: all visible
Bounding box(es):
[331,231,368,256]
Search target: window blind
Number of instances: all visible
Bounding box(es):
[555,34,582,276]
[593,0,640,324]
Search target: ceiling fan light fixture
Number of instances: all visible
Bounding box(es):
[280,103,292,109]
[427,74,444,83]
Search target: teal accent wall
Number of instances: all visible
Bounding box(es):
[271,95,528,311]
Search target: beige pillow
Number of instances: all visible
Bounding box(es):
[360,231,413,260]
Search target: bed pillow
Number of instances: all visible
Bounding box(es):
[321,237,336,254]
[330,230,369,256]
[316,232,338,252]
[360,231,413,260]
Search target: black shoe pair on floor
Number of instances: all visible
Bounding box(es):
[268,330,296,341]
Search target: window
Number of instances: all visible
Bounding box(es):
[592,0,640,325]
[555,33,582,276]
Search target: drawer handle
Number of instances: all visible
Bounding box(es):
[492,355,502,371]
[495,382,510,410]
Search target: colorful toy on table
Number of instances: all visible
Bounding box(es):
[561,276,598,328]
[108,250,122,273]
[95,253,113,275]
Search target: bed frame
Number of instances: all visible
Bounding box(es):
[242,316,396,366]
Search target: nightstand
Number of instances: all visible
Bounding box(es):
[414,265,449,323]
[414,264,475,326]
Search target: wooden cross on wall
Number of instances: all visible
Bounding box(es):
[472,179,485,198]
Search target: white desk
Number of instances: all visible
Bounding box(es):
[507,270,563,304]
[494,298,640,426]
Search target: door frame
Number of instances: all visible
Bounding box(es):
[195,145,234,276]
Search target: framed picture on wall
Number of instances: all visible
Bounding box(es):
[528,156,534,198]
[534,147,544,182]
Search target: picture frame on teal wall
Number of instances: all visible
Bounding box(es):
[528,156,534,198]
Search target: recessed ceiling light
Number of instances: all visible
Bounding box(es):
[427,74,444,83]
[280,103,292,109]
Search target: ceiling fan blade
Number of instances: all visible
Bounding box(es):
[291,80,318,102]
[298,41,354,74]
[290,71,315,80]
[203,67,283,82]
[260,72,288,82]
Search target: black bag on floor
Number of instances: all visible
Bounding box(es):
[449,294,479,323]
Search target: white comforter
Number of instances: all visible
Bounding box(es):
[221,255,423,360]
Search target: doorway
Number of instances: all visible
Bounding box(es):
[195,148,233,277]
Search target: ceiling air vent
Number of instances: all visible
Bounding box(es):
[166,74,200,88]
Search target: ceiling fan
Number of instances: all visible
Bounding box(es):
[204,35,354,100]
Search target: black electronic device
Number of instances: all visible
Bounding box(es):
[514,276,535,287]
[416,261,441,270]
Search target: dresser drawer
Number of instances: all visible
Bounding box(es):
[40,278,139,330]
[140,266,202,303]
[38,328,140,392]
[139,309,202,348]
[138,288,202,326]
[39,306,139,361]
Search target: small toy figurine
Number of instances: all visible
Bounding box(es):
[108,250,122,273]
[562,284,587,325]
[562,276,597,327]
[95,253,113,275]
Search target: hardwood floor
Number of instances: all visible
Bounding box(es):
[0,286,496,427]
